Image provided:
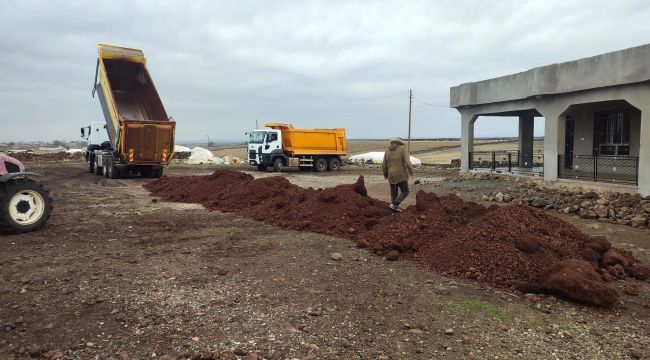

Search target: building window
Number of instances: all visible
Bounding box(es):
[593,110,630,156]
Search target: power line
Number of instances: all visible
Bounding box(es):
[412,97,450,108]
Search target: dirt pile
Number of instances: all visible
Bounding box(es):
[8,151,84,162]
[145,170,647,307]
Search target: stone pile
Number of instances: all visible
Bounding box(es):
[483,182,650,229]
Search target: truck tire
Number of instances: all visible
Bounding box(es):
[327,158,341,171]
[0,179,53,234]
[272,158,283,172]
[106,160,119,179]
[94,157,103,175]
[314,157,328,172]
[88,154,95,173]
[256,164,267,172]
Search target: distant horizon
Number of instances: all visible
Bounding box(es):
[0,135,545,146]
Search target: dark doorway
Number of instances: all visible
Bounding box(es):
[564,117,574,168]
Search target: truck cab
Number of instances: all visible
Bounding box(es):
[81,122,110,173]
[248,129,282,171]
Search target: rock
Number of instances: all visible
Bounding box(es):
[536,259,619,307]
[200,350,214,360]
[159,356,175,360]
[233,348,247,356]
[579,209,598,219]
[630,349,644,359]
[628,265,650,280]
[330,252,343,261]
[630,214,648,228]
[219,351,237,360]
[514,235,540,254]
[593,205,608,218]
[601,249,634,269]
[530,198,548,208]
[86,342,95,347]
[444,328,454,335]
[583,191,599,199]
[624,284,640,296]
[27,344,42,357]
[495,192,504,202]
[462,335,471,344]
[385,250,400,261]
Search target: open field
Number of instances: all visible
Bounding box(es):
[207,139,533,165]
[0,161,647,359]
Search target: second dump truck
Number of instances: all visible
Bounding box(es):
[248,123,347,172]
[89,44,175,178]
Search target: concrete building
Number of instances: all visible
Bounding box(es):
[450,43,650,195]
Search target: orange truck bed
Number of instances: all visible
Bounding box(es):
[265,123,347,156]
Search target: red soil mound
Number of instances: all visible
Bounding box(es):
[145,170,646,307]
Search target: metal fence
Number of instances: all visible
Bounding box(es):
[469,151,544,175]
[558,155,638,185]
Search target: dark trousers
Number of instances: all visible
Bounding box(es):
[390,181,409,207]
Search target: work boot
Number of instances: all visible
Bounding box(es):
[389,204,402,212]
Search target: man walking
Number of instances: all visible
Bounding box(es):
[382,138,414,212]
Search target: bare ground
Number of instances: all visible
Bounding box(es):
[0,162,648,360]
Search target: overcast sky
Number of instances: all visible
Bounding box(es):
[1,0,649,143]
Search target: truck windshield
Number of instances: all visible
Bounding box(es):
[249,131,266,144]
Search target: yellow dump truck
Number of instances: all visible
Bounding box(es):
[247,123,347,172]
[88,44,175,178]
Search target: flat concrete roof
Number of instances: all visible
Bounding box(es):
[450,43,650,108]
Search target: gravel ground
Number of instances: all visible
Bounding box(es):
[0,162,647,359]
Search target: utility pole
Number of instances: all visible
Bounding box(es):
[408,89,413,153]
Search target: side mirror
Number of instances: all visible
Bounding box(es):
[264,144,270,150]
[80,128,85,137]
[244,132,249,135]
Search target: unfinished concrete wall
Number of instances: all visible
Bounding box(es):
[451,43,650,107]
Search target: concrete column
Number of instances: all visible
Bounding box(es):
[460,112,477,172]
[518,115,535,168]
[636,106,650,195]
[541,110,565,182]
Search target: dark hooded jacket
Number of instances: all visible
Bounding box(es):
[382,138,414,184]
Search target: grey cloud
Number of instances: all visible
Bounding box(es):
[1,0,649,143]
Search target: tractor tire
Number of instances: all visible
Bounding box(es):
[94,157,103,175]
[0,179,53,234]
[272,158,283,172]
[327,158,341,171]
[314,157,328,172]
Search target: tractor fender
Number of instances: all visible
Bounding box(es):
[0,172,41,184]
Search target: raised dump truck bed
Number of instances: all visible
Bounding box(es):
[91,44,175,178]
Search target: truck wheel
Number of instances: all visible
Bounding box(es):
[327,158,341,171]
[88,154,95,173]
[256,164,267,172]
[272,158,283,172]
[94,157,103,175]
[314,158,328,172]
[0,179,53,234]
[107,161,119,179]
